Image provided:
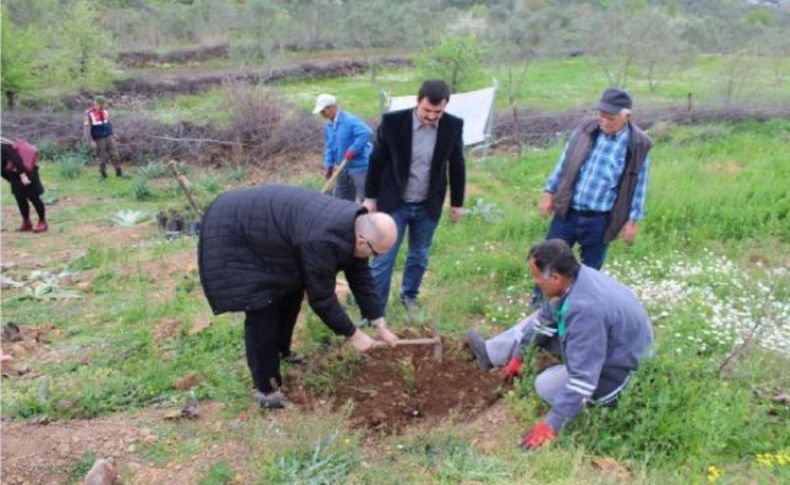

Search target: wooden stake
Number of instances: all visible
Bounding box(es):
[168,160,201,215]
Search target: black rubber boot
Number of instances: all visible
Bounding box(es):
[467,329,494,371]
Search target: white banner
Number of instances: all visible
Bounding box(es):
[387,85,496,146]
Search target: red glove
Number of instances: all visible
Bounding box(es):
[325,167,334,180]
[520,421,557,450]
[343,149,355,160]
[501,356,523,382]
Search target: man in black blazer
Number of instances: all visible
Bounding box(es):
[364,79,466,314]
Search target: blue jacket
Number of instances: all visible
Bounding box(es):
[517,266,653,431]
[324,110,372,174]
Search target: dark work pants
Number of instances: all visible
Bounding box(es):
[244,290,304,393]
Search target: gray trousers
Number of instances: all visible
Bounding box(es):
[334,170,366,204]
[484,310,542,366]
[485,312,629,406]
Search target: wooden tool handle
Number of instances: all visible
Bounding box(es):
[371,337,440,349]
[395,338,440,346]
[320,158,350,194]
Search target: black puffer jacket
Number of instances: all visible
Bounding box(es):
[198,184,382,337]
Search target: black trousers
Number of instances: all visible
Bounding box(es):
[9,170,45,221]
[244,290,304,393]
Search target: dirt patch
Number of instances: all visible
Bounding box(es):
[1,322,58,377]
[0,402,235,485]
[705,160,744,175]
[289,334,502,435]
[1,414,150,485]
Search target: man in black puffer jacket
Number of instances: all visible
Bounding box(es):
[199,185,399,408]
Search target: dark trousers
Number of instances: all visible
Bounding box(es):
[547,209,610,269]
[244,290,303,393]
[533,209,610,304]
[10,171,45,222]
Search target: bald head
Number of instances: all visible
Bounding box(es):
[354,213,397,258]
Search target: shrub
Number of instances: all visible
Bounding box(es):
[132,177,154,200]
[197,173,223,195]
[138,161,168,179]
[56,153,86,179]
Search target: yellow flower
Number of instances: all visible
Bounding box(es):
[755,453,775,467]
[706,465,723,483]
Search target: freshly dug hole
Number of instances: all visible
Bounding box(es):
[288,333,503,434]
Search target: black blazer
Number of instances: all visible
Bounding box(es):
[365,108,465,220]
[198,185,381,337]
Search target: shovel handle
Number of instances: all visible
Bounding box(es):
[320,159,350,194]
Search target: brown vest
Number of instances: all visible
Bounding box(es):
[553,118,653,243]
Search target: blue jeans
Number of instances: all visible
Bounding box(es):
[370,202,439,313]
[546,209,610,269]
[533,209,610,304]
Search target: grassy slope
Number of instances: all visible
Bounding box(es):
[1,120,788,483]
[143,54,790,126]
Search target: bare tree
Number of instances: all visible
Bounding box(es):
[579,10,642,88]
[631,8,697,92]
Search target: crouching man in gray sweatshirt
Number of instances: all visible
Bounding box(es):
[467,239,653,450]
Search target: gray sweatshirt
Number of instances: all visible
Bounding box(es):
[518,266,653,431]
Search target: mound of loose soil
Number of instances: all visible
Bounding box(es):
[289,333,503,434]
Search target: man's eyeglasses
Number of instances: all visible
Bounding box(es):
[366,239,381,257]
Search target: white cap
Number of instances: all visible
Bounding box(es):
[312,93,337,114]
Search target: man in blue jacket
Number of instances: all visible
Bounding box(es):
[314,94,372,203]
[467,239,653,450]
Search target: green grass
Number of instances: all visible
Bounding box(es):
[272,54,790,119]
[2,120,788,483]
[126,53,790,128]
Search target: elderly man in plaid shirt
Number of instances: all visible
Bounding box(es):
[537,88,653,273]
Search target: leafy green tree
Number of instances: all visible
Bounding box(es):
[230,0,292,63]
[414,34,484,93]
[340,0,418,81]
[0,8,45,108]
[52,0,117,92]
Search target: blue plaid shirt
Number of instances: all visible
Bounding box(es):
[545,126,650,221]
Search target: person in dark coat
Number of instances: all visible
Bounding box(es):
[363,79,466,315]
[2,140,47,233]
[198,184,399,409]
